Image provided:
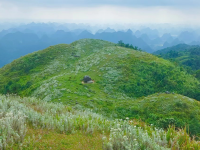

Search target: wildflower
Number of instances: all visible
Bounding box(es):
[117,124,120,128]
[123,136,128,140]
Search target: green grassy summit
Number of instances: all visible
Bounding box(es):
[0,39,199,101]
[1,39,200,136]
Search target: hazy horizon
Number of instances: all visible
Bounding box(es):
[0,0,200,65]
[0,0,200,26]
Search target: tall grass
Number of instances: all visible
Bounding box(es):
[0,102,26,149]
[0,94,199,149]
[0,94,111,149]
[103,119,200,150]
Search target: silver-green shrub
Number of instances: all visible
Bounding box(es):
[0,96,27,149]
[0,94,112,149]
[1,94,199,149]
[102,119,170,150]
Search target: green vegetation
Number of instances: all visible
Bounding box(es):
[105,93,200,137]
[153,44,199,55]
[1,39,200,149]
[154,44,200,75]
[1,95,200,150]
[0,39,199,101]
[117,40,141,50]
[1,94,110,149]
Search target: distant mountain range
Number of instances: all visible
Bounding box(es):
[0,28,153,67]
[0,23,200,67]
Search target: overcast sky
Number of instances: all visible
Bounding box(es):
[0,0,199,25]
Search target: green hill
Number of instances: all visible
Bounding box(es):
[153,44,199,55]
[1,39,200,149]
[1,39,200,135]
[0,39,199,101]
[154,44,200,73]
[111,93,200,136]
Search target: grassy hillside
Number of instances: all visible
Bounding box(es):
[0,39,199,101]
[1,39,200,137]
[153,44,199,55]
[153,44,200,74]
[107,93,200,136]
[1,95,200,150]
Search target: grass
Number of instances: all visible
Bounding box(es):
[1,94,200,150]
[1,39,200,149]
[0,39,199,101]
[0,39,200,136]
[0,94,110,149]
[9,128,103,150]
[104,93,200,137]
[154,44,200,71]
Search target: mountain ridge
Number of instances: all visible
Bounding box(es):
[1,39,199,99]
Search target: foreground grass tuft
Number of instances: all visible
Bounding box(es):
[0,94,200,150]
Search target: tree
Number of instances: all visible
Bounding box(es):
[134,46,138,50]
[195,70,200,80]
[118,40,124,46]
[125,44,129,48]
[130,44,134,49]
[117,41,142,51]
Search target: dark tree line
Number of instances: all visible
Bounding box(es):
[117,40,142,51]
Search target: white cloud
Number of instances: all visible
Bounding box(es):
[1,0,200,8]
[0,1,199,25]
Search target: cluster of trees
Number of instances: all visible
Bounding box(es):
[3,80,32,94]
[156,46,200,79]
[195,70,200,80]
[117,40,142,50]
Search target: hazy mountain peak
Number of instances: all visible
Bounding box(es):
[126,29,133,34]
[104,27,116,33]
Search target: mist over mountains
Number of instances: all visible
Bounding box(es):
[0,22,200,67]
